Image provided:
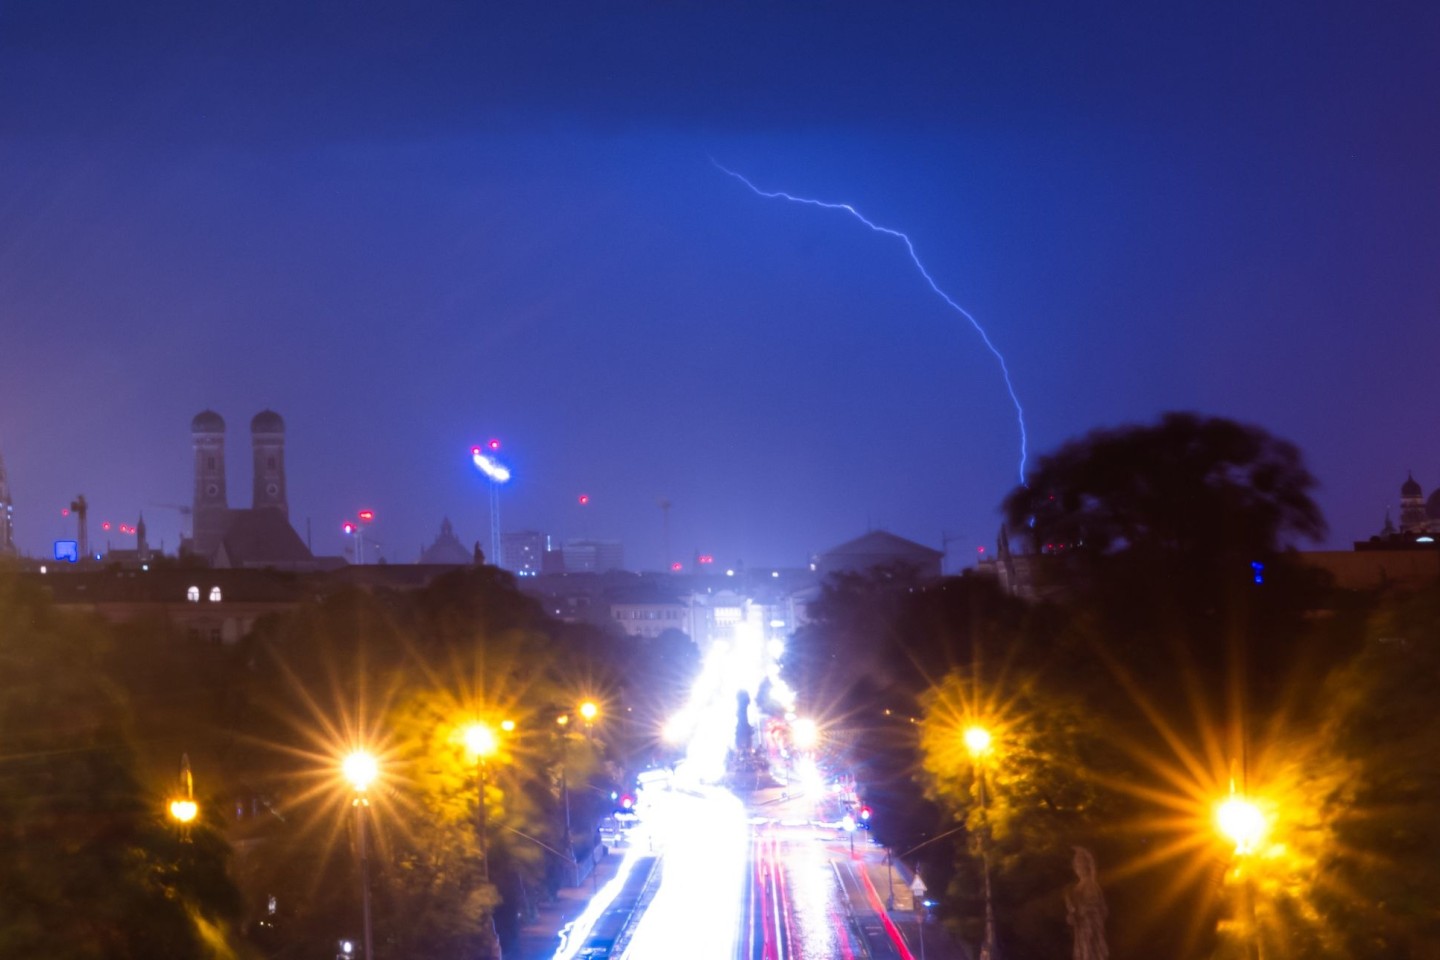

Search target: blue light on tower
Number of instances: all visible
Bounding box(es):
[471,441,512,565]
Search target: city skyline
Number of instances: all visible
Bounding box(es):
[3,2,1438,567]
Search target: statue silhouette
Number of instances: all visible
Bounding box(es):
[1065,846,1108,960]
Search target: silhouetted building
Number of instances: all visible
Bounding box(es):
[608,585,693,638]
[1389,471,1440,536]
[191,410,229,559]
[501,529,545,576]
[250,410,288,518]
[562,538,625,573]
[185,410,317,570]
[419,517,473,565]
[103,513,154,568]
[812,529,943,580]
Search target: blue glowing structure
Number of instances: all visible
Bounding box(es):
[471,442,512,565]
[714,160,1029,484]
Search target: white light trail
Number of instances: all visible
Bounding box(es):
[622,787,747,960]
[551,845,652,960]
[714,159,1030,484]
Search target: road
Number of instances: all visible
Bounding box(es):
[739,790,919,960]
[543,618,967,960]
[590,779,960,960]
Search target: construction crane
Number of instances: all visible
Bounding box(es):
[149,503,193,540]
[941,530,968,576]
[69,495,89,559]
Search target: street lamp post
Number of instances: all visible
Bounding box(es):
[555,714,578,886]
[464,724,499,882]
[1217,783,1268,960]
[579,700,598,739]
[343,751,378,960]
[168,753,199,836]
[965,726,999,960]
[463,723,504,960]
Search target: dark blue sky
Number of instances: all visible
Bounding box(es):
[3,2,1437,568]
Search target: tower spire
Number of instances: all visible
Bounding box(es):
[0,448,14,556]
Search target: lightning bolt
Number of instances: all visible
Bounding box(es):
[713,160,1029,484]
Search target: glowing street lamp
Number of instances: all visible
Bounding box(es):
[343,750,379,792]
[464,723,499,762]
[463,723,500,883]
[169,798,199,823]
[168,753,198,829]
[964,726,999,960]
[342,749,378,960]
[1217,794,1268,856]
[1214,780,1270,960]
[963,725,992,757]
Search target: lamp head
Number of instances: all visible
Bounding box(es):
[463,723,498,760]
[963,726,992,757]
[169,798,199,823]
[342,750,378,792]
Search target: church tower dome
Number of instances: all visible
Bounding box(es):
[191,409,225,434]
[1399,472,1428,534]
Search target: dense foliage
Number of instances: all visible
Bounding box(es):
[1,565,694,959]
[0,576,249,959]
[790,413,1440,960]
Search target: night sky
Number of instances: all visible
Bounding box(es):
[3,2,1438,569]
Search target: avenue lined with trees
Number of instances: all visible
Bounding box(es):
[787,413,1440,960]
[2,412,1438,958]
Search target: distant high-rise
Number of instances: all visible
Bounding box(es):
[561,538,625,573]
[501,530,545,576]
[191,410,229,559]
[250,410,288,516]
[0,447,15,556]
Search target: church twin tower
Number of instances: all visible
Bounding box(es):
[191,409,288,558]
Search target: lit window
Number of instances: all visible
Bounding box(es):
[209,586,222,603]
[187,586,200,603]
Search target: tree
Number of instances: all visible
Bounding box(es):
[0,575,248,959]
[1003,412,1325,570]
[1302,586,1440,958]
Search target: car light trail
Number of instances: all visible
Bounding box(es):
[714,160,1030,484]
[551,846,654,960]
[623,787,747,960]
